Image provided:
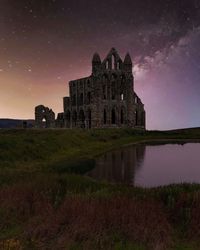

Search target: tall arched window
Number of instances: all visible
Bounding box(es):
[106,61,109,69]
[117,61,120,69]
[111,109,116,124]
[42,117,47,128]
[121,75,125,83]
[79,93,83,105]
[111,82,115,100]
[66,110,71,121]
[135,110,138,126]
[121,109,124,124]
[104,109,107,124]
[65,110,71,128]
[87,92,91,104]
[87,109,92,128]
[102,74,108,83]
[79,110,85,128]
[103,85,106,99]
[142,111,145,127]
[72,111,77,126]
[111,55,115,69]
[72,94,76,106]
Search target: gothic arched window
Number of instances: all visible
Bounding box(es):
[72,94,76,106]
[79,110,85,128]
[111,82,116,100]
[104,109,107,124]
[121,109,124,124]
[87,92,91,104]
[111,108,116,124]
[103,85,106,99]
[135,110,138,126]
[79,93,83,105]
[106,61,109,69]
[111,55,115,69]
[72,111,77,126]
[66,110,71,121]
[117,61,120,69]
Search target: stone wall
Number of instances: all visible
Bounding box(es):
[63,48,146,129]
[35,48,146,129]
[35,105,55,128]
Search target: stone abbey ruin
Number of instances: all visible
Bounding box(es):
[35,48,145,129]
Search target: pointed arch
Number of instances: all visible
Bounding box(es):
[35,105,55,128]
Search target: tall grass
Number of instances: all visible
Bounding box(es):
[1,176,200,249]
[0,178,171,250]
[1,128,200,249]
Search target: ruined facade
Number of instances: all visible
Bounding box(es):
[35,105,55,128]
[35,48,145,129]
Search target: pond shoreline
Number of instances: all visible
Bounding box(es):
[91,138,200,161]
[90,140,200,188]
[1,128,200,249]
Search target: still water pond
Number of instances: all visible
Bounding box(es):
[87,143,200,187]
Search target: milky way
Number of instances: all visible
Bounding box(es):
[1,0,200,129]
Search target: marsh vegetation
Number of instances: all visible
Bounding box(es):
[1,128,200,249]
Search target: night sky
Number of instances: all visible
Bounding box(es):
[1,0,200,130]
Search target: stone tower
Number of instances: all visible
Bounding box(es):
[35,48,146,129]
[61,48,145,129]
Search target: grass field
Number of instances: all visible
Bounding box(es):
[1,128,200,249]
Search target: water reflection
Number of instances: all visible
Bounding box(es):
[87,143,200,187]
[87,144,146,185]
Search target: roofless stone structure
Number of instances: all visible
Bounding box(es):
[35,48,145,129]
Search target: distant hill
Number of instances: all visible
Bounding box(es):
[0,119,35,128]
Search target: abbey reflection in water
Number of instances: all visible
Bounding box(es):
[87,144,146,185]
[88,143,200,187]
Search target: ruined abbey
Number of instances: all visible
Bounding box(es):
[35,48,145,129]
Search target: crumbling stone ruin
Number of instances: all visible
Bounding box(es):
[35,48,145,129]
[35,105,55,128]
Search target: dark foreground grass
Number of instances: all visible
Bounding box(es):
[1,128,200,249]
[1,175,200,249]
